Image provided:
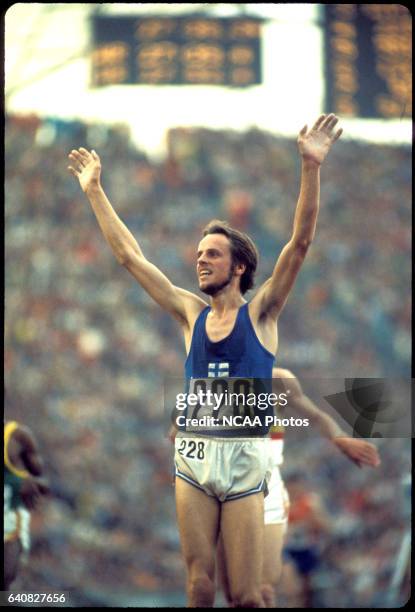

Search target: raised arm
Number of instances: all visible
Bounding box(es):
[253,114,342,319]
[67,148,205,327]
[274,369,380,468]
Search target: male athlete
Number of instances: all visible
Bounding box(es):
[68,113,342,607]
[4,420,49,590]
[217,368,381,608]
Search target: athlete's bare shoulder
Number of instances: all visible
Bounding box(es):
[175,287,209,352]
[273,367,296,379]
[247,294,279,355]
[175,287,208,323]
[272,368,302,397]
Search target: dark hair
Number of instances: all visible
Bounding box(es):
[202,220,258,294]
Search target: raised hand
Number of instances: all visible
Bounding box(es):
[334,437,381,469]
[68,148,101,193]
[297,113,343,166]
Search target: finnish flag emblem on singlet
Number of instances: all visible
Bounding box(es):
[208,362,229,377]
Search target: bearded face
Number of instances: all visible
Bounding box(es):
[196,233,238,296]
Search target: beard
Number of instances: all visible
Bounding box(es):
[201,266,235,296]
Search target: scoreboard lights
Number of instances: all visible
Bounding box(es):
[324,4,411,119]
[91,15,263,87]
[91,8,411,119]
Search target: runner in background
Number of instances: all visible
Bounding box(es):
[217,368,380,607]
[4,420,49,590]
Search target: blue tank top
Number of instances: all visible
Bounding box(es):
[185,303,275,378]
[180,303,275,437]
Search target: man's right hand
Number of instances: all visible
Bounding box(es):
[68,148,101,194]
[334,437,381,468]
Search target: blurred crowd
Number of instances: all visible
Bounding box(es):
[5,114,411,606]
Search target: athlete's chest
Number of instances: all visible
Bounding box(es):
[205,311,239,343]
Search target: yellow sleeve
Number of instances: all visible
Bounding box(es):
[4,421,30,478]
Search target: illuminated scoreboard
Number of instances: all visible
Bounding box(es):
[324,4,411,118]
[91,15,263,87]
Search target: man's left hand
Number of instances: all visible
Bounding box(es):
[298,113,343,165]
